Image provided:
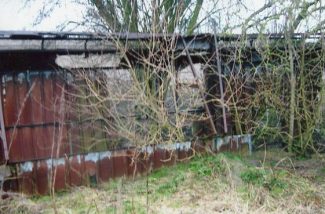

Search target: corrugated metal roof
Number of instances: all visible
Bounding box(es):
[0,31,322,53]
[0,30,322,40]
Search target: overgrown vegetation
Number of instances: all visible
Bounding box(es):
[1,150,325,213]
[23,0,325,155]
[60,2,325,156]
[4,0,325,212]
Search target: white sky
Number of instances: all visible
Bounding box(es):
[0,0,85,31]
[0,0,266,33]
[0,0,318,34]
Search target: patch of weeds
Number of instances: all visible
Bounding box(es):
[175,162,189,171]
[267,171,288,195]
[168,199,183,209]
[156,172,185,195]
[295,155,309,160]
[105,206,117,214]
[149,167,170,181]
[189,155,226,177]
[266,177,288,196]
[102,179,120,192]
[240,168,266,185]
[123,200,146,214]
[237,185,250,200]
[32,195,52,203]
[222,152,243,161]
[240,167,288,196]
[314,167,325,183]
[288,176,321,204]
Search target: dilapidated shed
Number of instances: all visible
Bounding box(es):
[0,31,323,195]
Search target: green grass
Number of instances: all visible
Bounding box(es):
[1,149,325,213]
[188,155,226,177]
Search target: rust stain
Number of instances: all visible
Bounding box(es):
[31,75,44,124]
[69,155,85,187]
[84,153,98,184]
[51,158,68,191]
[7,129,22,162]
[0,32,257,196]
[112,150,128,178]
[4,78,17,126]
[1,137,250,195]
[35,161,48,195]
[0,71,252,195]
[17,73,32,125]
[43,77,54,123]
[97,152,113,182]
[21,127,34,160]
[19,162,35,194]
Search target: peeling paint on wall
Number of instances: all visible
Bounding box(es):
[19,162,33,173]
[1,138,250,195]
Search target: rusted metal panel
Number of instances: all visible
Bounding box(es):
[126,149,137,176]
[4,77,17,126]
[0,31,257,195]
[53,77,65,119]
[126,149,152,177]
[7,129,23,162]
[19,162,36,194]
[112,150,129,178]
[43,76,54,123]
[165,150,177,167]
[33,127,46,159]
[191,141,208,154]
[43,126,55,159]
[30,74,44,124]
[61,125,70,156]
[50,158,68,191]
[84,153,99,185]
[137,147,154,175]
[68,155,85,187]
[156,144,187,166]
[21,127,34,160]
[35,160,49,195]
[1,137,251,195]
[15,73,34,161]
[153,147,165,169]
[52,125,69,158]
[2,176,19,193]
[97,152,113,182]
[1,72,67,162]
[213,135,252,153]
[16,72,32,125]
[177,142,193,161]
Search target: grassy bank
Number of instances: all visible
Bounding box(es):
[1,149,325,213]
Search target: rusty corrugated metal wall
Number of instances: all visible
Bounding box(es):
[2,71,68,162]
[0,69,251,195]
[2,140,249,195]
[0,31,256,195]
